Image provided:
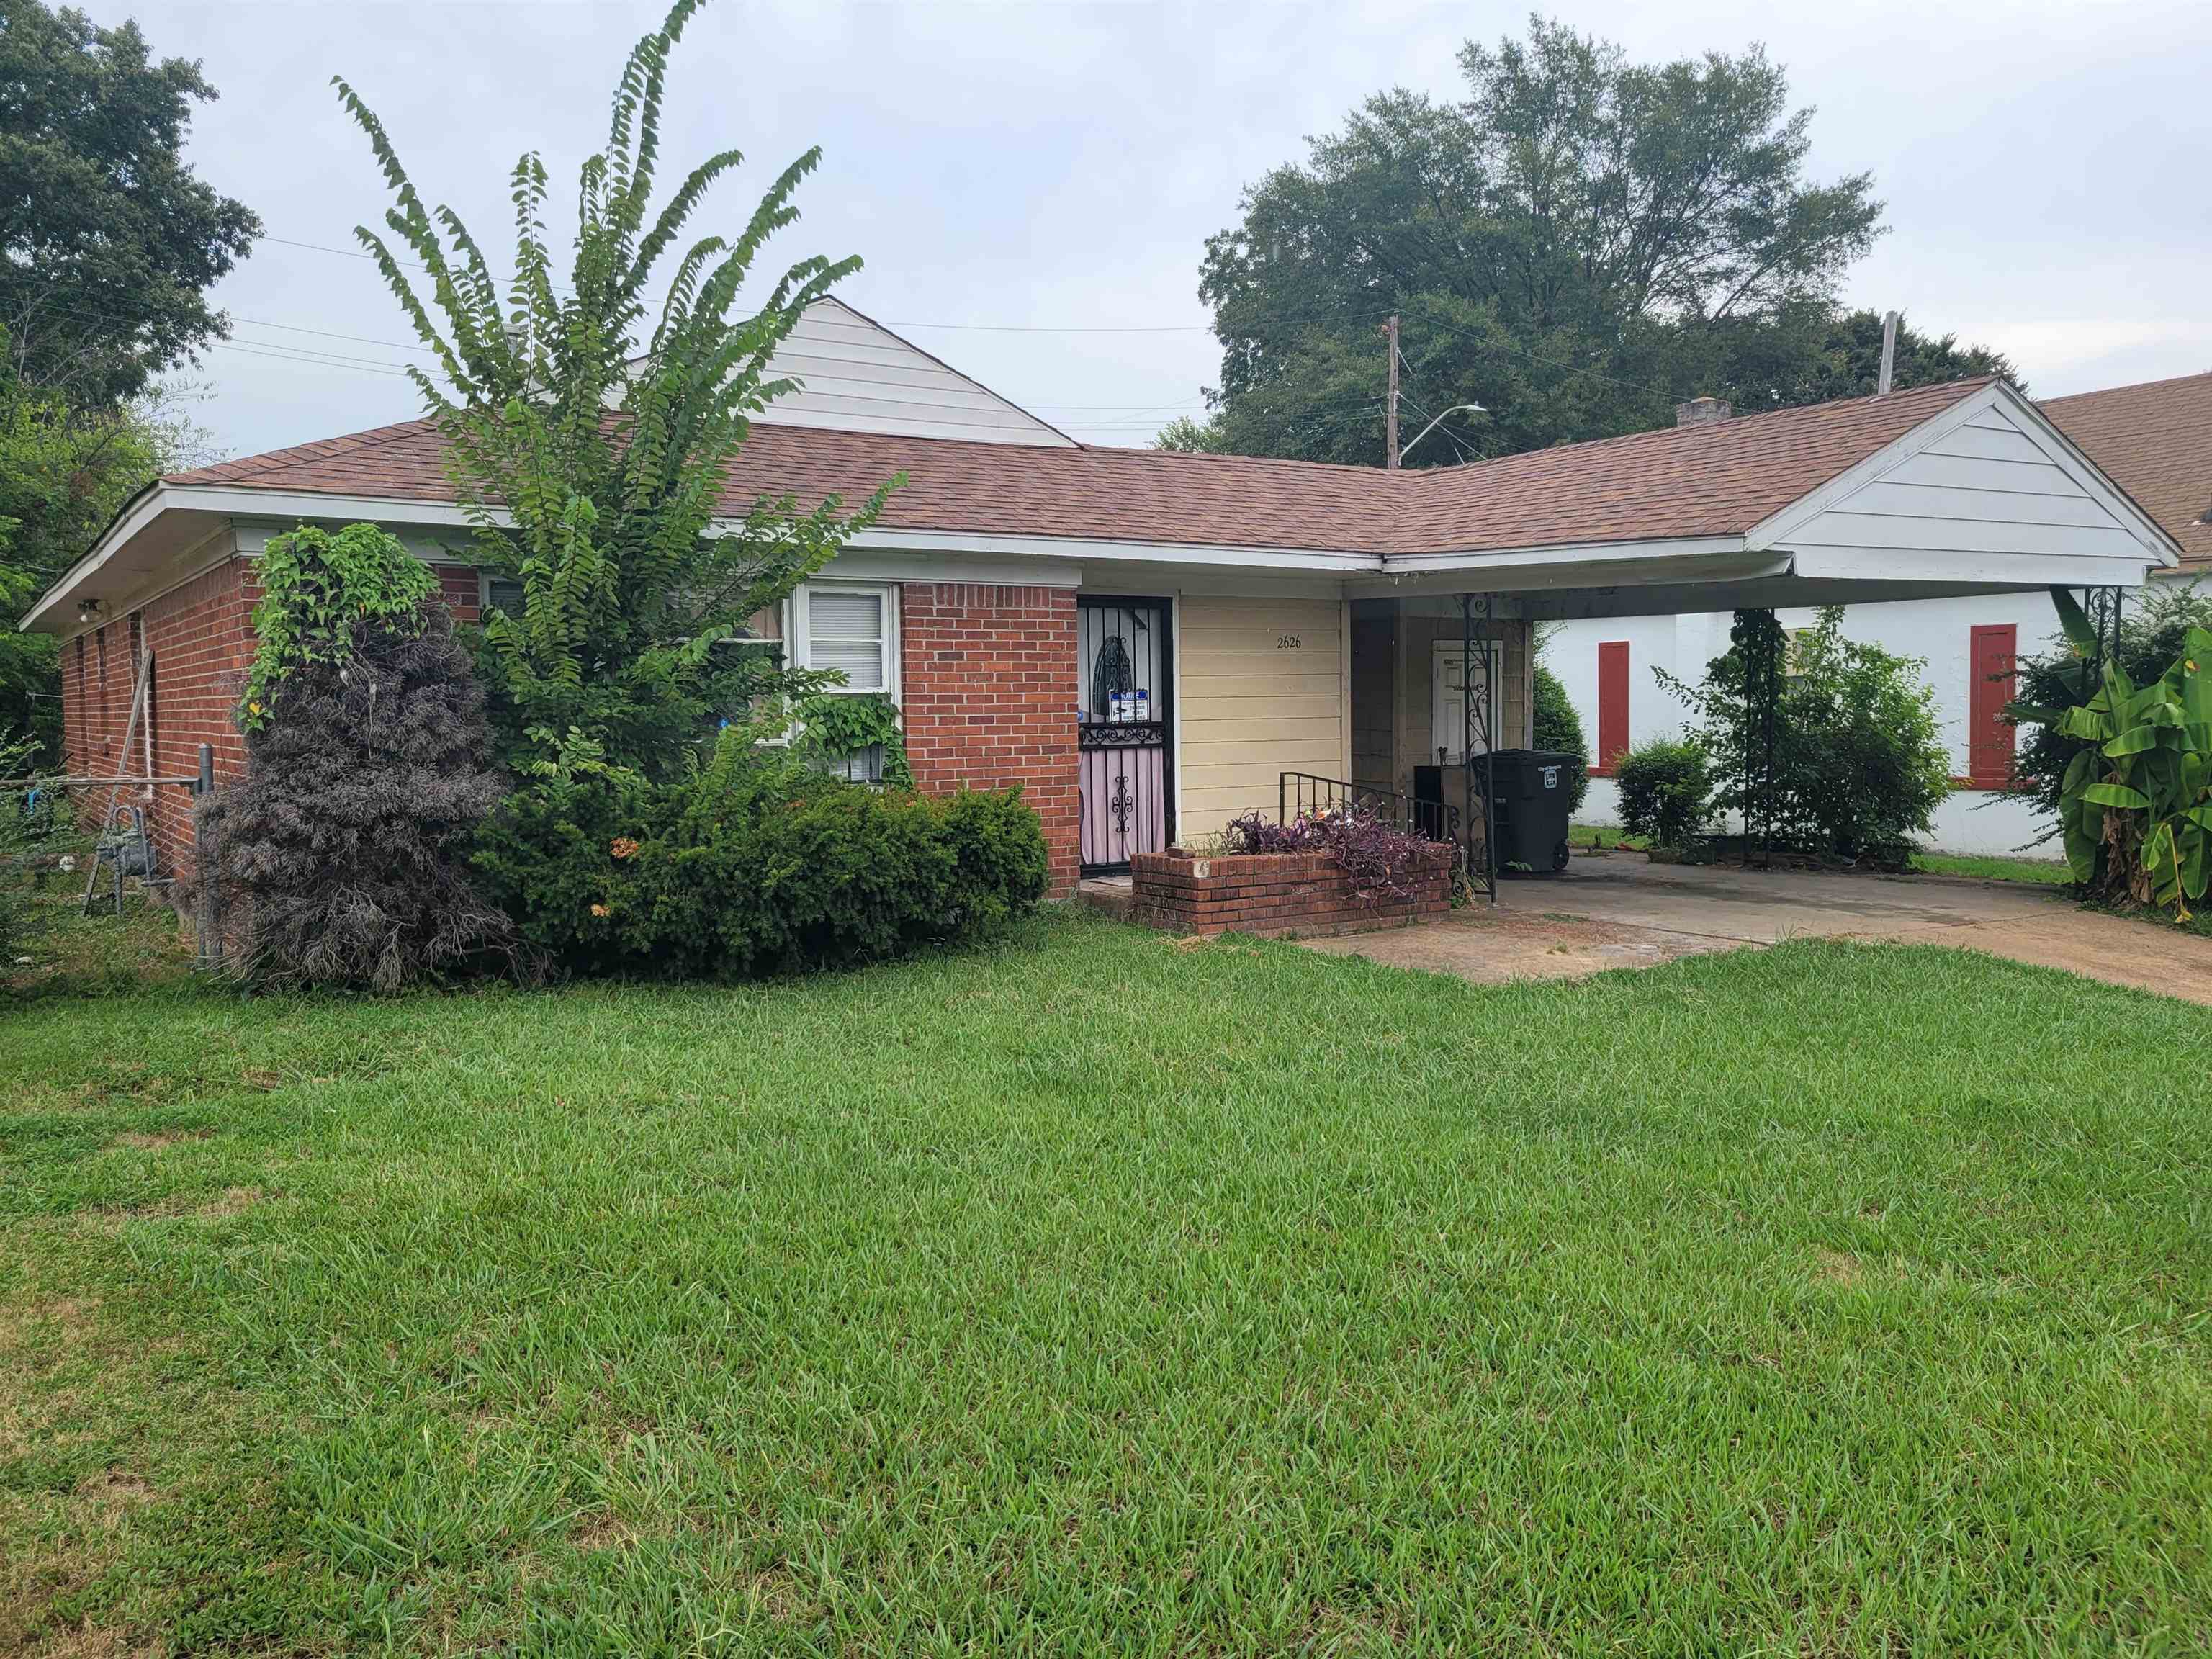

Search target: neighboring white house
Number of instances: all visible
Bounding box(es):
[1549,373,2212,855]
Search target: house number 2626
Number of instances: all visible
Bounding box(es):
[1277,634,1303,650]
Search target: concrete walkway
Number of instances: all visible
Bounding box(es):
[1299,854,2212,1006]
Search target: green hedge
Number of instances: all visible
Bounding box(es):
[1614,737,1715,850]
[1532,662,1591,815]
[472,764,1048,979]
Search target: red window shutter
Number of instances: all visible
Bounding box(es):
[1596,642,1630,773]
[1968,624,2018,786]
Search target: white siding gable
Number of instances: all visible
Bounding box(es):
[752,297,1074,447]
[1750,383,2175,583]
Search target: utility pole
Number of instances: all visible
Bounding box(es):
[1383,314,1401,469]
[1876,309,1899,396]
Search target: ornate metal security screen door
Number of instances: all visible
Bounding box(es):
[1077,596,1174,875]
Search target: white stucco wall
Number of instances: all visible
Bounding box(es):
[1547,593,2067,855]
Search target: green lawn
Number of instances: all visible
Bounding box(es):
[1912,850,2074,885]
[1570,827,2074,887]
[5,905,2211,1655]
[1569,820,1650,850]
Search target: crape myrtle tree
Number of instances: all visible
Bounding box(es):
[334,0,894,778]
[1181,16,2014,466]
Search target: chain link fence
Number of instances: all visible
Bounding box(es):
[1,744,220,971]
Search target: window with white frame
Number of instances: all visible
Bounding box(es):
[793,582,899,782]
[796,583,895,695]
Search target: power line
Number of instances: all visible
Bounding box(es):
[207,340,413,379]
[258,231,1401,338]
[261,233,428,271]
[234,317,439,356]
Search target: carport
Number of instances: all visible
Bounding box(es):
[1334,377,2179,896]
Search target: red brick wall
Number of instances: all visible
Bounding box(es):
[899,581,1080,893]
[53,559,259,878]
[62,634,89,775]
[59,563,1082,892]
[436,564,481,623]
[138,559,261,868]
[1129,845,1454,938]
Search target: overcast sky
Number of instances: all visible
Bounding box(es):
[90,0,2212,462]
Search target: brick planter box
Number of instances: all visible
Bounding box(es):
[1129,842,1455,938]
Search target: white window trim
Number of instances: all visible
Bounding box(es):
[793,580,900,703]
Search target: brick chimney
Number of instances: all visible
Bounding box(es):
[1676,396,1732,427]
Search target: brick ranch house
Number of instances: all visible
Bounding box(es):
[23,300,2181,894]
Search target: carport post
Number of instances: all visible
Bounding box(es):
[1460,593,1496,904]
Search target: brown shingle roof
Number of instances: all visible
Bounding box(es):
[2040,372,2212,573]
[164,376,1996,559]
[1394,377,1989,554]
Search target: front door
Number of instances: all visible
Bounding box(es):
[1078,596,1174,875]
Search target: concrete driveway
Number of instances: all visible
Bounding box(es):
[1299,853,2212,1005]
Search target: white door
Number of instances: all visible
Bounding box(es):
[1431,639,1503,764]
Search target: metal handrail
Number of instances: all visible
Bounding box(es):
[1277,771,1460,845]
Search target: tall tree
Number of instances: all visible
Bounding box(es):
[0,333,204,760]
[0,1,259,406]
[338,0,890,774]
[1195,17,1930,467]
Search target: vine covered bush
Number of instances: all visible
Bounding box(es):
[1614,738,1714,850]
[239,523,435,727]
[194,525,516,990]
[471,729,1047,979]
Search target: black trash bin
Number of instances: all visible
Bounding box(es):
[1480,748,1580,873]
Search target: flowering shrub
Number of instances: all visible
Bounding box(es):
[1220,806,1443,902]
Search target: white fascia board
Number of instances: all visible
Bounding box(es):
[1748,380,2182,567]
[1375,534,1748,577]
[196,498,1377,576]
[212,490,486,531]
[837,524,1380,573]
[814,549,1084,588]
[22,485,498,631]
[1786,545,2159,589]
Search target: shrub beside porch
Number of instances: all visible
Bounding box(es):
[1129,842,1453,938]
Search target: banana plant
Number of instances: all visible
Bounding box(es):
[2042,623,2212,920]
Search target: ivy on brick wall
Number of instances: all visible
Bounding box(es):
[794,691,912,788]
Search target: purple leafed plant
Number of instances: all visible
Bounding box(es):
[1221,810,1318,854]
[1220,806,1439,902]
